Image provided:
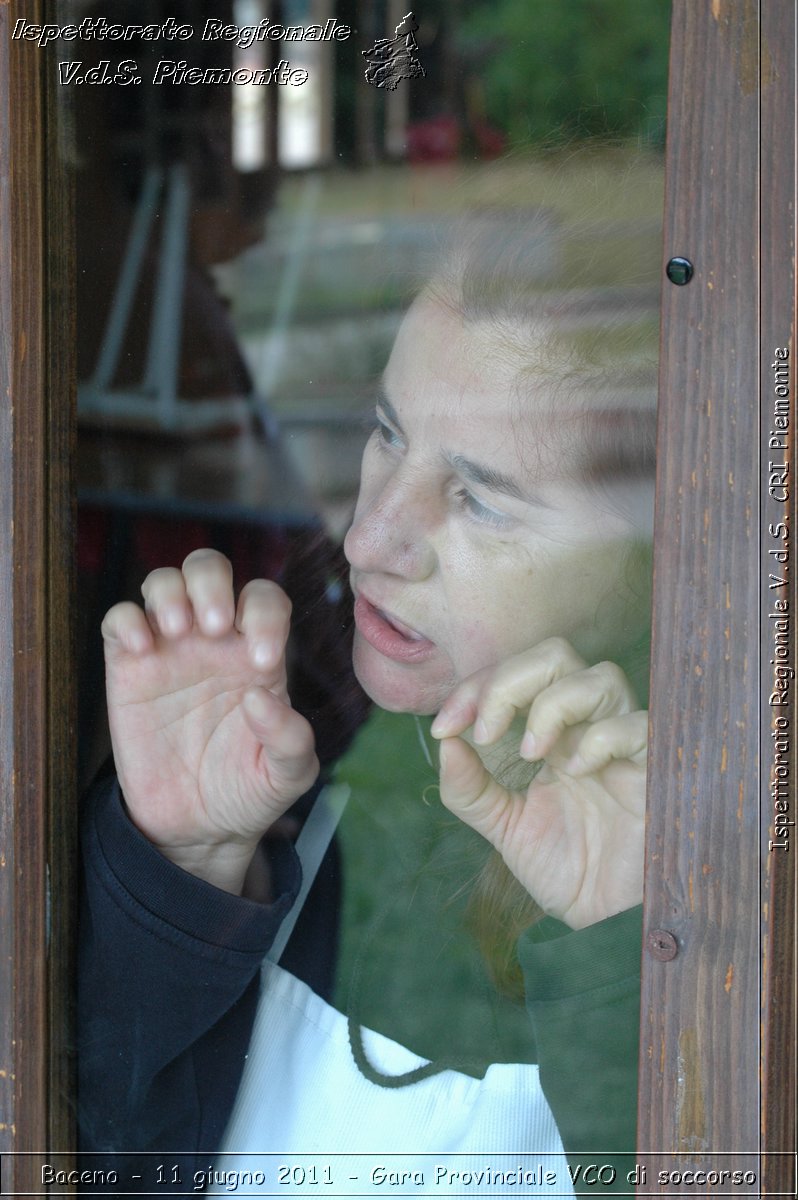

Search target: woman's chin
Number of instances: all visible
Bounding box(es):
[352,634,450,716]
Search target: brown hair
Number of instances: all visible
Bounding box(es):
[429,214,657,998]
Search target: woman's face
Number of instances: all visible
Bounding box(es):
[344,296,653,716]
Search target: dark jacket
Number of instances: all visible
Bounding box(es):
[78,775,641,1195]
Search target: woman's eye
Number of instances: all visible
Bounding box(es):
[374,416,404,451]
[454,488,512,529]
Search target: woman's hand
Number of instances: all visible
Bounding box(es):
[429,637,647,930]
[101,549,320,894]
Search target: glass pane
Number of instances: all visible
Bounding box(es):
[71,1,668,1192]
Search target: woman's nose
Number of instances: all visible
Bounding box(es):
[344,470,438,581]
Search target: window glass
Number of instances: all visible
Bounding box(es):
[71,1,669,1190]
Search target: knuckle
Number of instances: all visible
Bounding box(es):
[628,712,650,744]
[304,752,321,784]
[182,547,232,574]
[293,718,316,757]
[101,601,147,647]
[140,566,178,598]
[242,578,292,617]
[493,657,522,691]
[475,672,504,710]
[583,725,611,754]
[592,660,626,690]
[480,655,527,705]
[539,636,577,668]
[527,690,554,726]
[100,602,126,636]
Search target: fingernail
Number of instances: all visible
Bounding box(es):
[438,739,449,770]
[430,709,457,737]
[128,629,150,655]
[204,606,227,634]
[252,640,277,670]
[162,608,186,636]
[473,718,490,744]
[431,700,471,738]
[564,754,587,776]
[243,688,268,721]
[520,731,540,760]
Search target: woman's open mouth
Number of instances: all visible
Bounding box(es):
[353,595,437,663]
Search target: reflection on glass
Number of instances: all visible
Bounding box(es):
[74,2,668,1192]
[232,0,271,171]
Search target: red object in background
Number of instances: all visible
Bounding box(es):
[77,504,291,593]
[473,118,507,160]
[406,115,462,163]
[129,514,290,584]
[406,114,506,163]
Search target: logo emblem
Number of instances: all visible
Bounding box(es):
[362,11,425,91]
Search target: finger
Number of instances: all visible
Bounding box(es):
[563,710,649,776]
[475,639,589,745]
[235,579,292,672]
[242,687,319,795]
[519,661,638,760]
[429,673,483,739]
[430,638,587,742]
[140,566,192,638]
[438,736,522,852]
[181,549,235,637]
[101,601,155,658]
[432,638,587,743]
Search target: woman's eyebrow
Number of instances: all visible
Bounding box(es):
[446,453,547,506]
[376,386,547,507]
[375,389,403,430]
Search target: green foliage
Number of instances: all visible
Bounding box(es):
[331,709,537,1070]
[459,0,671,146]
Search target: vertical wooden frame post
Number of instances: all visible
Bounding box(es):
[759,1,795,1192]
[640,1,795,1193]
[0,0,75,1187]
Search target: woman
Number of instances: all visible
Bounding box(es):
[79,230,655,1192]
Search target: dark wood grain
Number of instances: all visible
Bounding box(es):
[44,0,77,1162]
[0,3,47,1183]
[0,0,76,1189]
[639,1,794,1193]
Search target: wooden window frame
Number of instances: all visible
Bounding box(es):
[1,0,75,1193]
[638,4,795,1195]
[0,2,794,1194]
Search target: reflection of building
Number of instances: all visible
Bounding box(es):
[74,0,424,430]
[232,0,336,170]
[73,0,367,787]
[75,0,280,429]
